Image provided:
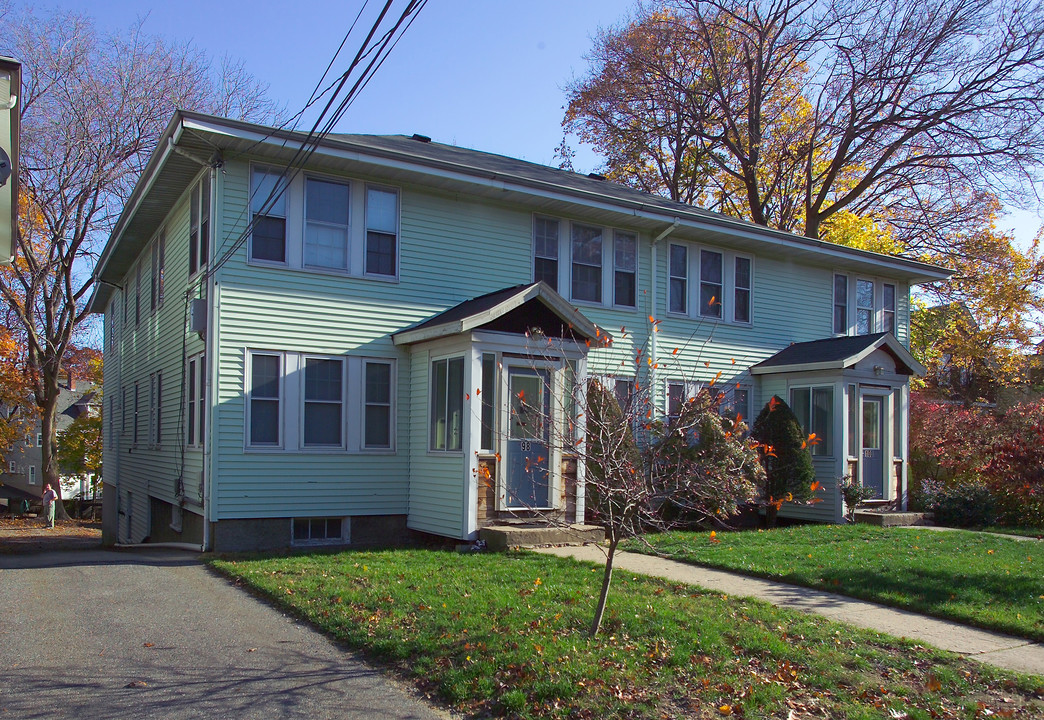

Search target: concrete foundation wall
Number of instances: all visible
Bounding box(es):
[148,497,205,545]
[211,514,409,553]
[101,482,118,546]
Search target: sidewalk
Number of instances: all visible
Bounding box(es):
[533,544,1044,678]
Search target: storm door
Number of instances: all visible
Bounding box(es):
[861,396,885,498]
[505,366,551,509]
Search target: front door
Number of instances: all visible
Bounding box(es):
[861,396,884,498]
[505,366,551,509]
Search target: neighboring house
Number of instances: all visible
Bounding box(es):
[88,111,950,551]
[0,374,98,509]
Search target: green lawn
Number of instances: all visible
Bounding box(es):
[212,549,1043,719]
[984,527,1044,540]
[627,525,1044,641]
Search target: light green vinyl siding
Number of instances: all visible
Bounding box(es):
[102,170,208,541]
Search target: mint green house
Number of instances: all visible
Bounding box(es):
[90,112,948,551]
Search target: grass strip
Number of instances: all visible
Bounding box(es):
[212,548,1043,719]
[627,525,1044,642]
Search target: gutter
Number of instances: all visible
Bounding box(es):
[179,113,952,284]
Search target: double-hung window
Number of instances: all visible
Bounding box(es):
[189,175,211,276]
[305,178,350,270]
[365,187,398,277]
[883,283,896,335]
[533,218,559,290]
[833,274,848,334]
[790,386,833,456]
[250,166,288,263]
[700,250,723,318]
[187,354,205,448]
[430,357,464,452]
[614,231,637,307]
[364,361,393,449]
[133,382,140,445]
[571,224,603,303]
[667,380,701,421]
[149,372,162,446]
[248,353,282,447]
[856,279,875,334]
[303,357,344,448]
[669,244,687,314]
[734,256,751,323]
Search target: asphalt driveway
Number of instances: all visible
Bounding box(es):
[0,548,450,719]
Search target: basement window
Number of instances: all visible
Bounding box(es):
[292,517,347,545]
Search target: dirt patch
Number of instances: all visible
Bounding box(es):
[0,516,102,553]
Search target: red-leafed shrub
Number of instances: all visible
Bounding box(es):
[909,392,1044,527]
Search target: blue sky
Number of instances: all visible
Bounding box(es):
[36,0,1043,242]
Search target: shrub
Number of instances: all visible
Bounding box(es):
[922,478,997,528]
[751,396,816,527]
[838,476,876,522]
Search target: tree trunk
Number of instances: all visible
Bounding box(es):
[38,377,70,521]
[589,537,619,637]
[766,503,778,529]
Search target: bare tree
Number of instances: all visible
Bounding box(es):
[0,6,281,513]
[567,0,1044,252]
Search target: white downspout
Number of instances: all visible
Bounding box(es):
[203,159,221,552]
[650,219,681,404]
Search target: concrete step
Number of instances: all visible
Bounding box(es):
[854,510,933,527]
[479,523,604,551]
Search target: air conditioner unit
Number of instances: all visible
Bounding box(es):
[190,298,207,336]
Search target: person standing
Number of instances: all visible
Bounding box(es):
[41,484,57,529]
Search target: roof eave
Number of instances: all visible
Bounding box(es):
[177,112,952,284]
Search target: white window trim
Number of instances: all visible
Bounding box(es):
[833,273,849,336]
[363,183,401,281]
[834,273,903,338]
[667,242,688,316]
[187,353,206,449]
[359,358,396,452]
[532,214,642,311]
[28,465,36,485]
[666,378,703,418]
[247,163,401,283]
[189,173,212,279]
[248,163,290,267]
[789,384,835,458]
[244,350,396,454]
[290,516,350,546]
[299,354,347,451]
[245,350,286,451]
[303,173,352,273]
[428,353,466,454]
[532,215,561,291]
[7,460,15,473]
[35,432,42,447]
[731,254,754,325]
[612,229,638,309]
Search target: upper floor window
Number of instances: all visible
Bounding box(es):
[883,283,896,335]
[571,224,603,303]
[833,274,848,335]
[669,243,749,324]
[533,216,639,309]
[365,187,398,277]
[856,279,875,334]
[189,174,211,276]
[734,256,752,323]
[305,178,350,270]
[669,244,687,314]
[700,250,723,318]
[614,232,636,308]
[533,218,559,290]
[151,230,165,312]
[250,166,289,264]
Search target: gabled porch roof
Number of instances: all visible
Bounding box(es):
[750,333,925,376]
[391,281,607,346]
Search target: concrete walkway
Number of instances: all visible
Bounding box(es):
[533,544,1044,678]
